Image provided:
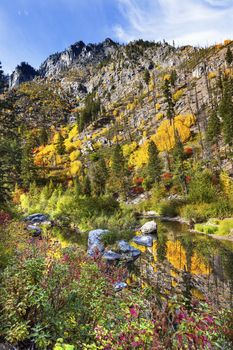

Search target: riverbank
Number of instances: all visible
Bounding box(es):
[140,211,233,241]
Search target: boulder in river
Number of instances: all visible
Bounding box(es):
[118,240,141,259]
[140,220,157,234]
[103,250,122,261]
[87,229,109,256]
[132,235,153,247]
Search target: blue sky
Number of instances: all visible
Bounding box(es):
[1,0,233,73]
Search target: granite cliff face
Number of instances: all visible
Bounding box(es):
[9,38,118,88]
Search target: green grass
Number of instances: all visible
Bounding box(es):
[195,224,218,235]
[218,218,233,236]
[195,218,233,236]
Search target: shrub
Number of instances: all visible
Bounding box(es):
[158,199,182,217]
[188,170,217,204]
[0,240,153,349]
[19,185,120,230]
[194,224,218,234]
[180,200,233,222]
[218,218,233,235]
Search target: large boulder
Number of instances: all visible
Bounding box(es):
[103,250,121,261]
[140,220,157,235]
[24,213,49,224]
[118,240,141,260]
[87,229,109,256]
[132,235,153,247]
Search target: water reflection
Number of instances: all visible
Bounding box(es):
[133,221,233,308]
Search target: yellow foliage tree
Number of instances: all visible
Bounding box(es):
[128,141,149,169]
[151,114,195,152]
[172,88,184,102]
[122,141,138,157]
[220,171,233,200]
[69,160,82,176]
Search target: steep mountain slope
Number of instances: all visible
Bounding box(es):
[2,38,233,199]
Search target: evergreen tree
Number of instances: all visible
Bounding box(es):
[77,93,101,131]
[163,79,175,125]
[56,132,66,155]
[172,132,187,194]
[39,127,49,146]
[206,110,221,145]
[108,144,128,198]
[82,176,91,196]
[0,141,12,202]
[111,144,125,177]
[146,141,162,186]
[143,69,150,96]
[0,61,5,93]
[226,47,233,66]
[170,69,177,87]
[21,134,37,188]
[219,76,233,147]
[89,157,108,196]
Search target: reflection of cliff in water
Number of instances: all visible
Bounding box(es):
[131,221,233,308]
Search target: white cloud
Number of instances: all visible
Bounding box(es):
[114,0,233,46]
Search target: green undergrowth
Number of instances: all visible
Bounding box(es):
[19,184,138,236]
[195,218,233,236]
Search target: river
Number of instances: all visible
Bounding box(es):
[55,219,233,308]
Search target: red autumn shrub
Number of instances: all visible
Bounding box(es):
[184,147,193,156]
[0,211,11,225]
[133,177,144,185]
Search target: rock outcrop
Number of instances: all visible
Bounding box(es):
[9,62,38,88]
[39,38,118,78]
[87,229,109,256]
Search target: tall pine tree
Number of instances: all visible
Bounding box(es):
[146,140,162,187]
[219,76,233,148]
[172,131,188,194]
[108,144,128,198]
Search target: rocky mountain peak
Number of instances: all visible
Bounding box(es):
[9,38,119,88]
[9,62,38,89]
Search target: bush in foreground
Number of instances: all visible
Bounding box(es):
[0,238,232,349]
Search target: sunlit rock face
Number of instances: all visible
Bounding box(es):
[39,38,118,78]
